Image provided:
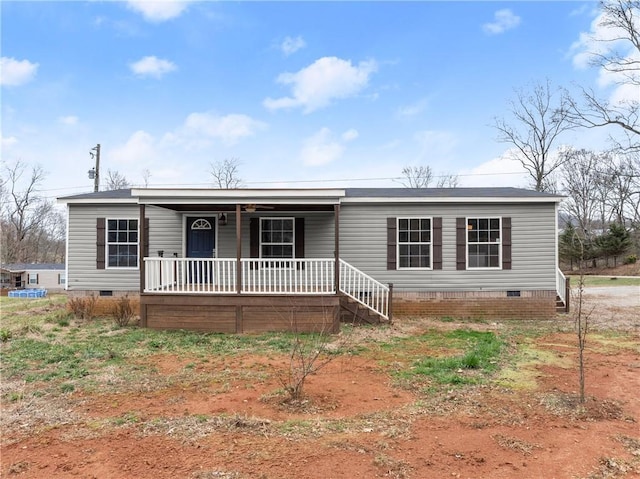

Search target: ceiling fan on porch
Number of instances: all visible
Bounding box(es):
[243,203,274,213]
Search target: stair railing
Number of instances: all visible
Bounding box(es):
[339,259,390,320]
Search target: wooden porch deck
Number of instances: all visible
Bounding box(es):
[140,293,341,334]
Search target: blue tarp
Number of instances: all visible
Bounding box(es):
[8,289,47,298]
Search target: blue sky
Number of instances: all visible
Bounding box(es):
[0,1,625,198]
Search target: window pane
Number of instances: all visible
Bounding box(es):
[410,231,420,242]
[479,230,488,242]
[108,232,117,242]
[490,218,500,230]
[129,232,138,242]
[489,230,500,242]
[409,218,420,230]
[421,231,431,242]
[468,230,478,242]
[399,219,408,230]
[421,219,430,230]
[468,219,477,230]
[479,218,488,230]
[399,232,408,242]
[399,245,409,256]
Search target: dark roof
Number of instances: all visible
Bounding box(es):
[344,187,560,198]
[58,188,133,201]
[1,263,65,272]
[58,186,561,202]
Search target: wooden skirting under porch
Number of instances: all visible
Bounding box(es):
[140,293,341,334]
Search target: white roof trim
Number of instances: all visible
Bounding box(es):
[132,188,346,199]
[340,196,563,204]
[57,197,136,205]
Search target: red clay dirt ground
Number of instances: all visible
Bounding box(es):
[2,281,639,479]
[2,333,639,479]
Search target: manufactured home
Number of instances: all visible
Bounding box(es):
[1,263,66,293]
[58,187,567,332]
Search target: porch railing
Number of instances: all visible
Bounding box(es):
[144,257,390,320]
[240,259,334,294]
[339,259,390,320]
[556,267,570,312]
[144,258,236,294]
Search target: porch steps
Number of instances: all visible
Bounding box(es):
[556,295,568,313]
[339,295,388,324]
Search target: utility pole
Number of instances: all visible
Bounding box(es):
[88,143,100,192]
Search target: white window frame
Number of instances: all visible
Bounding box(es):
[58,273,66,285]
[466,216,502,270]
[397,217,433,270]
[106,218,139,269]
[259,217,295,262]
[28,273,39,285]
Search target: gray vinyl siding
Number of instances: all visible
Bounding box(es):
[217,212,334,259]
[339,202,558,292]
[66,204,140,291]
[147,206,183,257]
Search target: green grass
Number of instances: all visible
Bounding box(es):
[571,275,640,287]
[376,329,504,388]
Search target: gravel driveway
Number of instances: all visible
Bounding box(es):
[578,282,640,330]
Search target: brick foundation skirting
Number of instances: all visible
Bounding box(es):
[67,290,141,317]
[393,290,557,320]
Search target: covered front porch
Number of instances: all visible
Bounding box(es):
[135,189,390,332]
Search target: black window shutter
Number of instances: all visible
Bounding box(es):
[249,217,259,258]
[97,217,106,270]
[143,218,150,258]
[456,217,466,270]
[295,218,305,258]
[387,217,396,270]
[502,217,512,270]
[433,217,442,270]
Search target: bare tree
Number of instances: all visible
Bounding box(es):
[209,158,243,188]
[0,160,55,263]
[493,79,575,191]
[559,148,608,235]
[104,169,130,191]
[435,172,460,188]
[400,165,433,188]
[141,168,152,188]
[564,0,640,152]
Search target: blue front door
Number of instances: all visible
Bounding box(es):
[187,217,216,258]
[186,217,216,283]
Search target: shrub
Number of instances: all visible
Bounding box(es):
[68,296,97,320]
[111,295,135,327]
[0,329,12,342]
[624,254,637,265]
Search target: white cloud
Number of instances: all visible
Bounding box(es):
[299,127,358,167]
[341,129,359,142]
[458,152,529,188]
[58,116,78,126]
[569,7,640,103]
[111,130,157,164]
[129,56,177,79]
[482,9,521,35]
[414,130,458,162]
[171,112,266,147]
[281,36,306,56]
[396,98,429,118]
[263,56,378,113]
[126,0,190,22]
[1,135,18,148]
[0,57,39,86]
